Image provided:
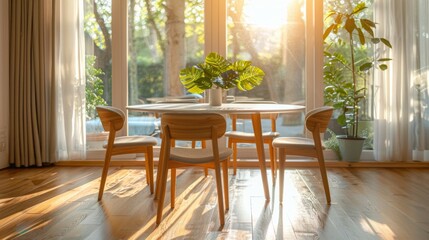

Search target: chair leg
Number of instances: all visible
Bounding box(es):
[155,143,165,200]
[145,159,150,185]
[145,146,154,194]
[232,142,238,175]
[222,160,229,211]
[200,140,209,177]
[155,164,161,200]
[278,148,285,204]
[98,151,112,201]
[171,168,176,209]
[269,142,276,184]
[214,161,225,226]
[156,160,169,225]
[316,152,331,204]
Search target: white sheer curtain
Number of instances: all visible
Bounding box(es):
[373,0,429,161]
[54,0,86,160]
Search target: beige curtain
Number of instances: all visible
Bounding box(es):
[9,0,55,167]
[9,0,87,166]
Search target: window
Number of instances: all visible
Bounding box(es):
[227,0,306,139]
[84,0,112,150]
[127,0,205,137]
[84,0,323,155]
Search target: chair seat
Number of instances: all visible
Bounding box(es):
[225,131,280,140]
[103,136,158,148]
[170,147,233,164]
[272,137,325,150]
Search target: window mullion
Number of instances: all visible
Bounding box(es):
[204,0,226,56]
[112,0,128,136]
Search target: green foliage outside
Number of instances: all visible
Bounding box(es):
[132,62,165,99]
[85,55,106,120]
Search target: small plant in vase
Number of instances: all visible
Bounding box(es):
[179,52,265,106]
[323,1,392,161]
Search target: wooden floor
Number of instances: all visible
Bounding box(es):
[1,166,429,240]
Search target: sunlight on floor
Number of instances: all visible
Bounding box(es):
[362,217,396,239]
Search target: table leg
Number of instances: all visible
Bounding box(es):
[251,113,270,201]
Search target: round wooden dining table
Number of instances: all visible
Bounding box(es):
[127,103,305,201]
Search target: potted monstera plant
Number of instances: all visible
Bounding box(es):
[323,2,392,161]
[179,52,265,106]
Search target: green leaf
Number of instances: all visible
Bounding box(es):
[359,62,373,71]
[379,64,388,70]
[380,38,393,48]
[334,13,343,24]
[360,19,374,37]
[345,18,356,34]
[353,3,367,15]
[378,58,392,62]
[214,69,239,89]
[325,10,336,21]
[337,114,347,126]
[231,60,252,72]
[371,38,380,44]
[179,67,207,94]
[361,18,376,27]
[324,85,335,92]
[236,66,265,91]
[357,28,365,45]
[323,24,335,40]
[204,52,231,75]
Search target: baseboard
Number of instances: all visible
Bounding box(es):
[55,159,429,168]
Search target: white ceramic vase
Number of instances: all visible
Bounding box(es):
[209,88,223,106]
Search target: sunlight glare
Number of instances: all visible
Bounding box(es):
[243,0,289,29]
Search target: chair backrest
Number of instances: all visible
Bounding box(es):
[229,101,278,131]
[305,106,334,133]
[161,113,226,141]
[96,106,125,132]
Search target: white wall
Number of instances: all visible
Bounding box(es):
[0,0,9,169]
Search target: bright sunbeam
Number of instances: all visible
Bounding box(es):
[362,217,396,239]
[243,0,289,29]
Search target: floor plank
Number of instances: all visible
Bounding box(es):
[1,166,429,239]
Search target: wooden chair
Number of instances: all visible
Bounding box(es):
[96,106,158,201]
[153,100,209,195]
[156,113,232,226]
[155,100,207,150]
[273,106,333,204]
[225,101,279,181]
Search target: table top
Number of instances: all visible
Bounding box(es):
[127,103,305,114]
[146,97,201,103]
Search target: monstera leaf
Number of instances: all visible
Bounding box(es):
[232,61,265,91]
[180,52,265,94]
